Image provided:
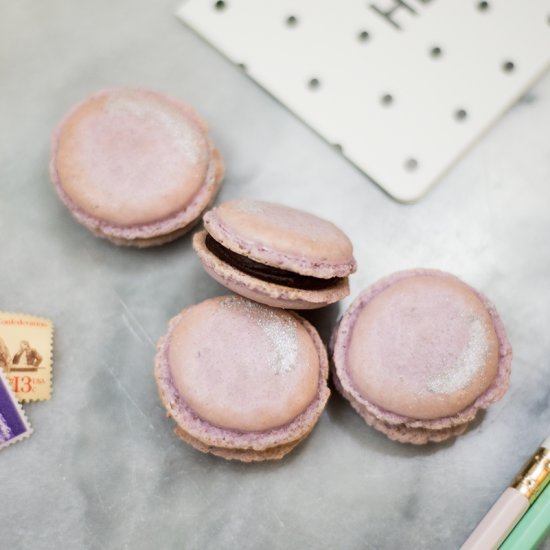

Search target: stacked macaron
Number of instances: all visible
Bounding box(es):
[331,269,512,444]
[155,295,330,461]
[50,88,223,247]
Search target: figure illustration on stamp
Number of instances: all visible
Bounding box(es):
[12,341,42,369]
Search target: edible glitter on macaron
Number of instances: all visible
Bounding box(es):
[426,316,490,395]
[221,297,299,375]
[331,269,512,444]
[155,295,330,461]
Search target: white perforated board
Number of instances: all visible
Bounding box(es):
[177,1,550,202]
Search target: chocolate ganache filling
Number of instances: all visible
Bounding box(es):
[205,234,341,290]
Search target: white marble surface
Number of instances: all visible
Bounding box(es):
[1,2,550,549]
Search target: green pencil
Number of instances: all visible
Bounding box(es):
[499,480,550,550]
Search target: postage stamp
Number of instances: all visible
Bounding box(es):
[0,312,54,402]
[0,368,33,450]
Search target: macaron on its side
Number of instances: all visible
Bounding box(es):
[331,269,512,444]
[193,199,357,309]
[203,200,357,278]
[50,88,224,247]
[154,296,330,461]
[193,230,350,309]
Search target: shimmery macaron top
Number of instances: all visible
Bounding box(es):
[53,89,211,227]
[203,199,356,278]
[168,296,320,432]
[337,270,507,421]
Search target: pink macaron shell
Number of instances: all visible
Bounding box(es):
[331,269,512,440]
[54,89,210,225]
[173,424,311,461]
[203,199,357,278]
[50,89,224,246]
[155,296,330,460]
[347,274,501,420]
[168,297,320,432]
[332,371,469,444]
[193,230,350,309]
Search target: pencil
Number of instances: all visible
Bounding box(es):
[460,435,550,550]
[499,481,550,550]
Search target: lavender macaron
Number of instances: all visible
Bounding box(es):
[50,88,224,247]
[331,269,512,444]
[193,199,357,309]
[155,295,330,461]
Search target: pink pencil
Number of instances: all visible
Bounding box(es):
[461,435,550,550]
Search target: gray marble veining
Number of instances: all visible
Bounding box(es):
[1,2,550,549]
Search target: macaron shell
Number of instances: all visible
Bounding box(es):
[357,406,470,445]
[168,296,320,432]
[55,89,209,225]
[84,152,222,247]
[193,230,350,309]
[154,296,331,460]
[51,89,224,246]
[332,366,470,444]
[203,199,356,278]
[347,274,500,419]
[174,425,310,462]
[91,217,195,248]
[331,269,512,441]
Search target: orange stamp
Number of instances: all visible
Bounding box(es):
[0,312,53,402]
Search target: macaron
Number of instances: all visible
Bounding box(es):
[155,295,330,461]
[331,269,512,444]
[193,199,357,309]
[50,88,224,247]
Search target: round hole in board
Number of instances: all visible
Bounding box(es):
[214,0,226,10]
[405,158,418,172]
[286,15,298,27]
[237,63,247,71]
[430,46,443,58]
[455,109,468,121]
[333,144,343,153]
[308,78,321,90]
[477,1,489,12]
[381,93,394,106]
[358,30,370,42]
[502,60,515,73]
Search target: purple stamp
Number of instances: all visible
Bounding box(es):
[0,368,32,450]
